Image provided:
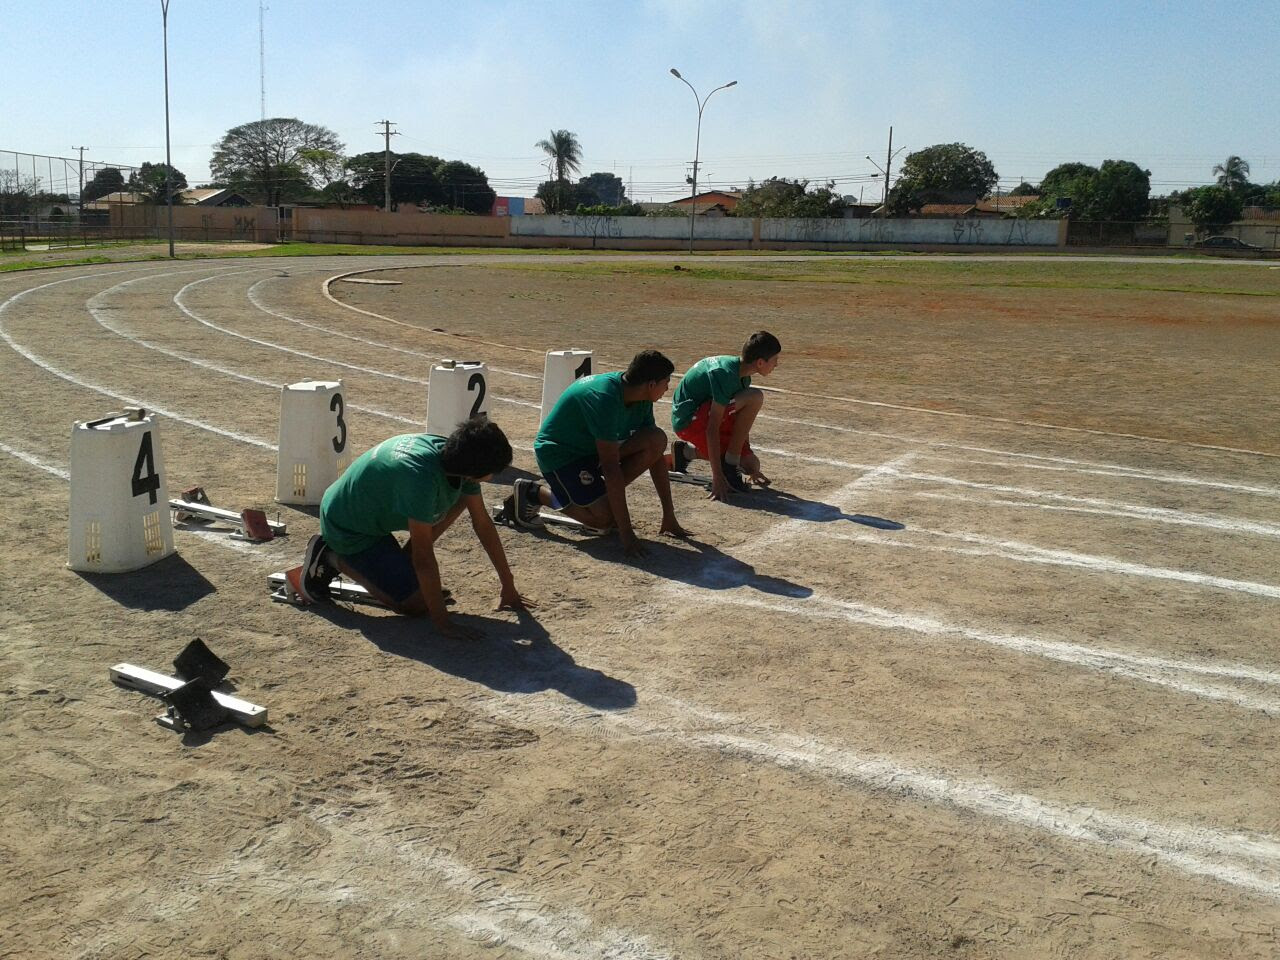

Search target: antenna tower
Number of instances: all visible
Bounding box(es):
[259,1,267,119]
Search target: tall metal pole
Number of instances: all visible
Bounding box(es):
[73,146,86,219]
[882,126,893,218]
[670,69,736,255]
[161,0,175,257]
[259,1,267,120]
[377,120,398,212]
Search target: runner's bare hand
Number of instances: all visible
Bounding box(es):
[496,584,538,611]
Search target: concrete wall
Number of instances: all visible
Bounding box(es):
[111,204,279,243]
[512,215,753,241]
[1168,205,1280,249]
[108,203,1066,250]
[759,216,1061,247]
[292,207,508,244]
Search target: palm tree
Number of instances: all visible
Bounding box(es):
[535,130,582,187]
[1213,155,1250,193]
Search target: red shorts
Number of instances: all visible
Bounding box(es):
[676,401,753,460]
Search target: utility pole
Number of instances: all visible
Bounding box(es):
[73,146,86,218]
[377,120,398,212]
[881,126,893,218]
[259,1,268,120]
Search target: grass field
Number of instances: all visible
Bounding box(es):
[1,252,1277,958]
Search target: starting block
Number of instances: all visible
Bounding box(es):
[170,486,285,541]
[267,569,456,608]
[668,470,710,488]
[268,569,380,606]
[490,500,608,536]
[111,662,267,729]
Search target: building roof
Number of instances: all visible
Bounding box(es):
[671,190,743,208]
[976,194,1040,213]
[180,187,250,206]
[918,203,980,217]
[81,191,144,209]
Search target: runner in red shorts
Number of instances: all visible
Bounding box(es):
[668,331,781,501]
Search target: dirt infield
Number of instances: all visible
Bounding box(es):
[1,253,1278,958]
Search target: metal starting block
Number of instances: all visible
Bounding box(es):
[268,569,381,607]
[490,501,607,536]
[668,470,711,488]
[170,486,285,541]
[111,662,267,729]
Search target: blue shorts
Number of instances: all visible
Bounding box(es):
[543,456,606,509]
[335,535,418,603]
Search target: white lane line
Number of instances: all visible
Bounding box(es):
[822,525,1280,600]
[680,586,1280,713]
[175,272,540,409]
[922,452,1280,499]
[489,690,1280,898]
[755,446,1280,540]
[0,440,68,479]
[247,274,541,380]
[308,797,677,960]
[0,271,275,450]
[321,262,1280,460]
[88,272,421,429]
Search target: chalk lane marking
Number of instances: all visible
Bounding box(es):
[821,525,1280,600]
[755,447,1280,540]
[248,274,541,380]
[174,270,540,409]
[87,270,422,430]
[683,586,1280,714]
[486,688,1280,898]
[0,271,275,450]
[0,439,69,479]
[661,464,1280,712]
[920,452,1280,500]
[302,794,677,960]
[319,260,1280,460]
[759,413,1280,500]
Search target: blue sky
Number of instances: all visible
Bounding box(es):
[3,0,1277,201]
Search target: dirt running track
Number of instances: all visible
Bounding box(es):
[1,253,1278,959]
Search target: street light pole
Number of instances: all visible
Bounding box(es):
[160,0,175,257]
[670,68,736,254]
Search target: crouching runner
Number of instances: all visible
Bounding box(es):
[505,349,689,558]
[291,416,534,639]
[669,331,781,501]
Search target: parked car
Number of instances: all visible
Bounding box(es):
[1194,235,1261,250]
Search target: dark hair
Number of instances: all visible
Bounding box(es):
[440,416,513,478]
[742,331,782,365]
[623,349,675,385]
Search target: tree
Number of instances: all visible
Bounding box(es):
[536,180,577,215]
[734,178,845,218]
[436,161,496,214]
[1090,160,1151,221]
[888,142,998,214]
[1213,156,1250,194]
[535,129,582,203]
[210,117,345,205]
[577,172,626,207]
[1185,185,1244,235]
[1009,181,1038,196]
[346,151,445,207]
[1033,160,1151,220]
[81,167,125,203]
[127,162,188,204]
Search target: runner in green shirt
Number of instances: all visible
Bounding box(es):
[292,417,534,638]
[505,350,689,557]
[670,331,782,501]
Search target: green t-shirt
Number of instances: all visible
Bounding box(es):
[671,355,750,432]
[320,433,480,556]
[534,371,656,474]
